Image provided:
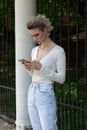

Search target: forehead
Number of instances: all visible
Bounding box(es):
[29,28,42,36]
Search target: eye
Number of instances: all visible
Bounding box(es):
[34,33,39,37]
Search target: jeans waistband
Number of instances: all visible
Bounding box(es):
[31,81,54,85]
[30,82,54,94]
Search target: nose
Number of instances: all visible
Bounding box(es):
[33,37,38,43]
[33,36,36,41]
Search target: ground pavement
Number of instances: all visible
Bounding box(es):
[0,118,16,130]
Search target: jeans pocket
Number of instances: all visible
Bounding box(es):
[39,84,52,95]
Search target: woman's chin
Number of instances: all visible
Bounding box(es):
[35,42,41,45]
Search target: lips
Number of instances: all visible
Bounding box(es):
[37,41,40,43]
[35,41,41,44]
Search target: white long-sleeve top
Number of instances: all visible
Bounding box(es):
[28,45,66,84]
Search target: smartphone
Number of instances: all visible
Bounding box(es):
[18,59,30,64]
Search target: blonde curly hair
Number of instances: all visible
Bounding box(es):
[26,14,53,34]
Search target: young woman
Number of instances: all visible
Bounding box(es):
[24,15,66,130]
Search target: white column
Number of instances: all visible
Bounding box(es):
[15,0,36,130]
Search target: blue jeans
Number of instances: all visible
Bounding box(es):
[28,82,58,130]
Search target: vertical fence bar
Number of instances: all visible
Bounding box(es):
[74,103,76,130]
[68,1,73,130]
[2,0,6,115]
[47,0,50,17]
[85,0,87,129]
[76,0,80,129]
[2,0,5,86]
[52,0,56,41]
[65,100,68,130]
[67,2,70,130]
[39,0,43,14]
[5,0,8,86]
[82,103,84,130]
[60,0,64,129]
[5,0,9,116]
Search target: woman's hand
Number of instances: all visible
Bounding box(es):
[24,60,42,71]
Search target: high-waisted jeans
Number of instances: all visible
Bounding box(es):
[28,82,58,130]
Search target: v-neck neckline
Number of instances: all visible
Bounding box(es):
[36,45,58,62]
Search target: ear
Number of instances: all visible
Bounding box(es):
[43,28,48,33]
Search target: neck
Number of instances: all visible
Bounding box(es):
[40,38,52,49]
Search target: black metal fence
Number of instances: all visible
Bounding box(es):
[0,0,15,121]
[37,0,87,130]
[0,0,87,129]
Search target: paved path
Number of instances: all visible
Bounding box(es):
[0,118,16,130]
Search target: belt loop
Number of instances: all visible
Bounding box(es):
[37,83,39,89]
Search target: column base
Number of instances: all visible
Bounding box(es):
[15,120,32,130]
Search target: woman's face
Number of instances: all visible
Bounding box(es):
[29,28,48,44]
